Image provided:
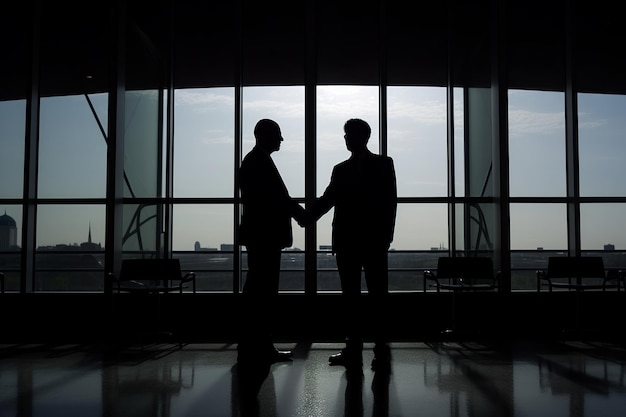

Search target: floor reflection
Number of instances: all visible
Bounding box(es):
[1,340,626,417]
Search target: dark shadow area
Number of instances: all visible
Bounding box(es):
[231,361,273,417]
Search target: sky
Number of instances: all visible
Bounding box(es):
[1,87,626,251]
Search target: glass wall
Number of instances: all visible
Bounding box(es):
[4,83,626,292]
[2,3,626,294]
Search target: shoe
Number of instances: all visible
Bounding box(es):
[329,350,362,367]
[269,350,293,363]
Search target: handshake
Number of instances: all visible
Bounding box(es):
[295,208,317,228]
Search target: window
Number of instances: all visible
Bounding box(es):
[508,90,565,197]
[174,88,235,198]
[0,100,25,198]
[38,94,108,198]
[578,93,626,197]
[387,87,447,197]
[35,204,105,291]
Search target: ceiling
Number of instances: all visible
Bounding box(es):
[1,0,625,101]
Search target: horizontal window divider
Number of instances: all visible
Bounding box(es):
[29,198,108,204]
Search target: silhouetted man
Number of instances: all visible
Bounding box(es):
[238,118,307,364]
[313,118,397,370]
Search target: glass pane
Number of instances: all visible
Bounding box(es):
[0,205,22,292]
[510,251,560,291]
[124,90,160,198]
[508,90,566,197]
[172,204,233,252]
[242,86,305,198]
[393,204,448,251]
[387,87,447,197]
[35,204,105,291]
[509,204,567,250]
[317,86,379,196]
[581,203,626,251]
[454,202,465,252]
[316,211,333,253]
[0,100,25,198]
[36,205,105,249]
[389,251,442,292]
[34,266,105,291]
[0,206,21,251]
[454,87,465,197]
[38,94,108,198]
[467,88,494,198]
[122,203,160,254]
[317,269,342,292]
[177,253,234,292]
[469,202,496,254]
[174,88,235,197]
[579,93,626,197]
[279,253,304,291]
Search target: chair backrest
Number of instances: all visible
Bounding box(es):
[547,256,605,279]
[119,258,183,285]
[436,256,494,280]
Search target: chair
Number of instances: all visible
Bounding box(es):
[536,256,621,293]
[107,258,196,341]
[109,258,196,295]
[424,256,499,293]
[536,256,623,335]
[424,257,500,335]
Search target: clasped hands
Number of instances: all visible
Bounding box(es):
[296,209,317,228]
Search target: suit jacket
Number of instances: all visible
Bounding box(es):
[238,146,305,249]
[315,150,397,254]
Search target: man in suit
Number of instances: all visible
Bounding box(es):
[238,118,307,364]
[312,118,397,370]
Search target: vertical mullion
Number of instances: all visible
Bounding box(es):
[22,0,41,293]
[564,1,580,257]
[233,0,243,294]
[304,0,317,295]
[105,0,126,294]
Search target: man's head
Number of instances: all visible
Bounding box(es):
[254,119,283,153]
[343,118,370,153]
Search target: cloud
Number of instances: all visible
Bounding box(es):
[175,89,234,109]
[577,112,608,130]
[508,108,564,137]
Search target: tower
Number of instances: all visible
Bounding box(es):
[0,210,18,249]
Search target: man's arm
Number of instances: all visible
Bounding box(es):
[312,167,338,221]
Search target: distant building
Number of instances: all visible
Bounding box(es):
[319,245,332,251]
[220,244,234,251]
[80,223,102,250]
[604,243,615,251]
[194,241,217,251]
[0,211,18,250]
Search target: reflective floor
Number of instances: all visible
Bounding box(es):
[1,338,626,417]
